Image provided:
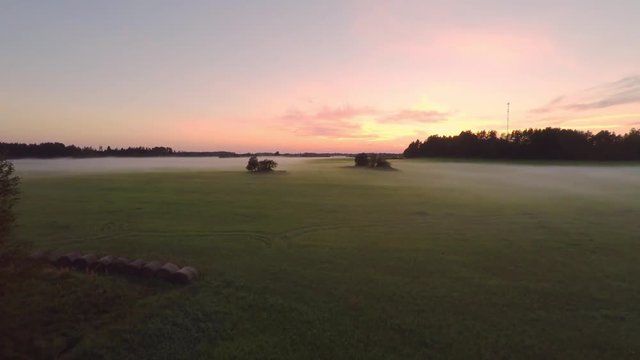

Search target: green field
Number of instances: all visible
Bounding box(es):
[4,158,640,359]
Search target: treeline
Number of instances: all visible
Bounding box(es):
[0,141,355,159]
[403,128,640,161]
[0,142,174,158]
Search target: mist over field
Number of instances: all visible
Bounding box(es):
[14,156,640,214]
[14,157,640,193]
[399,160,640,197]
[12,156,322,175]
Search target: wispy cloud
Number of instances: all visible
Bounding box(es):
[378,109,448,123]
[280,106,378,139]
[530,96,565,114]
[531,75,640,114]
[528,113,640,130]
[311,106,378,121]
[280,105,448,139]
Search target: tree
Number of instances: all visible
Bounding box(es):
[246,156,259,172]
[354,153,369,167]
[403,140,422,158]
[402,127,640,160]
[0,156,20,258]
[246,156,278,172]
[371,154,391,168]
[257,159,278,172]
[354,153,393,169]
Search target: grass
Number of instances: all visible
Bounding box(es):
[3,158,640,359]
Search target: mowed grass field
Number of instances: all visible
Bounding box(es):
[5,158,640,359]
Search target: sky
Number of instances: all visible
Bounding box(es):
[2,0,639,153]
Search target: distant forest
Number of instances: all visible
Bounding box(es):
[0,142,349,159]
[403,128,640,161]
[0,143,175,158]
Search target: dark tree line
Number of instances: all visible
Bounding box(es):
[403,128,640,161]
[0,142,357,159]
[0,142,174,158]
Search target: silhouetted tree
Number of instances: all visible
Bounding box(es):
[246,157,278,172]
[402,128,640,161]
[354,153,393,169]
[371,154,392,168]
[403,140,422,158]
[623,128,640,159]
[257,159,278,172]
[246,156,259,172]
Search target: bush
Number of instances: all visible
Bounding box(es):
[0,156,21,261]
[246,156,278,172]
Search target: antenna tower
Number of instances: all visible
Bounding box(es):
[506,102,510,134]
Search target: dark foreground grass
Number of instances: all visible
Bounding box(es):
[4,158,640,359]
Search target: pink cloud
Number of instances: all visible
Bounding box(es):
[281,106,377,122]
[313,106,378,121]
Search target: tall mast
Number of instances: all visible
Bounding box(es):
[506,102,510,134]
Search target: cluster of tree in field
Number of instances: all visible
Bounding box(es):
[403,128,640,160]
[354,153,392,168]
[246,156,278,172]
[0,142,174,158]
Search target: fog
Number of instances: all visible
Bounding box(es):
[12,157,640,202]
[12,156,329,175]
[390,160,640,204]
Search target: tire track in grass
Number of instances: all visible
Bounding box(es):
[130,229,274,247]
[52,215,452,251]
[277,222,382,247]
[52,224,274,249]
[47,220,132,247]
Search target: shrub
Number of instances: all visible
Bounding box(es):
[0,156,21,261]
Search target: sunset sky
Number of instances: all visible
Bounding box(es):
[2,0,639,152]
